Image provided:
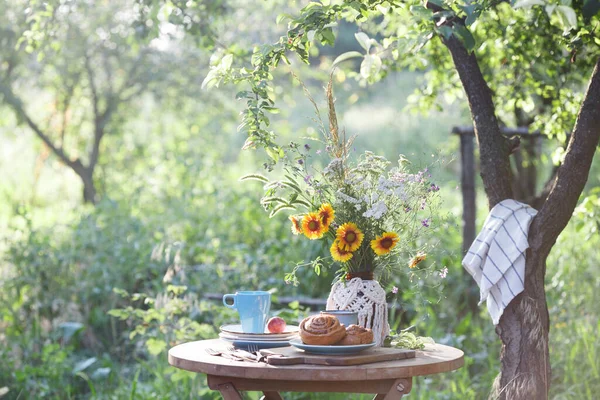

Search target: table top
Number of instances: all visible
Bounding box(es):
[168,339,464,382]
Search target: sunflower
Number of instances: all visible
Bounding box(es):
[408,252,427,269]
[370,232,400,256]
[318,203,335,227]
[301,212,328,239]
[336,222,364,252]
[289,215,303,235]
[330,240,353,262]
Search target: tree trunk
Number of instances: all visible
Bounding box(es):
[81,172,97,204]
[71,161,97,204]
[492,248,550,400]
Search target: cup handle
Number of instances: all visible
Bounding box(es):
[223,294,236,309]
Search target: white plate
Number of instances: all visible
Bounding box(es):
[288,338,376,355]
[220,324,299,340]
[219,331,298,342]
[219,334,291,349]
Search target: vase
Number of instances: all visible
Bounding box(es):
[326,276,390,346]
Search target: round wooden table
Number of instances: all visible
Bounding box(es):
[168,339,464,400]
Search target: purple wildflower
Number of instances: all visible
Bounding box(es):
[421,218,430,228]
[297,159,304,165]
[316,149,322,155]
[429,183,440,192]
[439,267,448,279]
[391,286,399,294]
[304,175,312,184]
[304,144,311,151]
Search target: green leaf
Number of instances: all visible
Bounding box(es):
[265,147,281,162]
[360,54,382,79]
[73,357,97,374]
[201,69,220,90]
[58,322,84,343]
[91,368,111,380]
[437,25,453,40]
[453,25,476,52]
[332,51,364,66]
[108,309,129,320]
[355,32,372,51]
[113,288,129,297]
[167,285,187,295]
[409,5,432,19]
[428,0,444,8]
[462,4,478,25]
[276,13,293,24]
[221,54,233,70]
[513,0,545,8]
[556,6,578,29]
[263,106,280,114]
[146,338,167,356]
[321,29,336,45]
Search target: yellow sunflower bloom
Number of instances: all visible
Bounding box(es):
[336,222,364,252]
[289,215,303,235]
[330,240,353,262]
[302,212,328,239]
[371,232,400,256]
[318,203,335,227]
[408,252,427,269]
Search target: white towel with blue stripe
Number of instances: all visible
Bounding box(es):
[462,199,538,324]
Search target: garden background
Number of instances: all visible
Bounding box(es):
[1,1,599,399]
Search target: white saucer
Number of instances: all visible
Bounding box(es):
[219,324,299,340]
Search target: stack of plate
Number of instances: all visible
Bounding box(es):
[219,324,299,350]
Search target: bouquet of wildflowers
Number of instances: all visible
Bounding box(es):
[242,80,440,284]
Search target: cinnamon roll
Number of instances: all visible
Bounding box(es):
[299,315,346,345]
[337,324,374,345]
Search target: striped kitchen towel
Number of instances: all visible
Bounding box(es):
[462,199,538,324]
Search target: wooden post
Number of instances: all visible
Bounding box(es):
[458,132,476,255]
[452,126,544,253]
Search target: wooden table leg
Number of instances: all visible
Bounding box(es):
[261,392,283,400]
[207,375,243,400]
[373,378,412,400]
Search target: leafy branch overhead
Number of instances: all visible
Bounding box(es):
[203,0,599,167]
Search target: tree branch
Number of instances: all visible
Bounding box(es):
[530,57,600,254]
[428,2,513,207]
[85,53,116,172]
[0,82,83,172]
[84,54,100,125]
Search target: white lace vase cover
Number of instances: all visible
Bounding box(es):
[326,277,390,346]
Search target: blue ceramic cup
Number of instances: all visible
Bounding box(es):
[223,291,271,333]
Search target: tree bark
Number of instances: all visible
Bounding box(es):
[70,161,97,205]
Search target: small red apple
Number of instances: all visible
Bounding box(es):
[266,316,287,333]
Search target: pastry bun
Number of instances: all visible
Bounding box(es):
[337,324,374,345]
[299,315,346,345]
